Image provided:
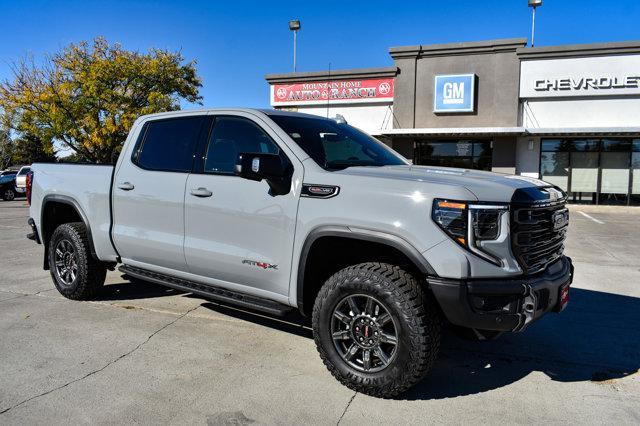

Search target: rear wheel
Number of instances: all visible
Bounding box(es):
[48,222,107,300]
[312,262,441,398]
[2,187,15,201]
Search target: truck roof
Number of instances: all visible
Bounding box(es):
[136,108,331,122]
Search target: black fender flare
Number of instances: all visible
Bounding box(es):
[296,225,438,313]
[41,194,98,269]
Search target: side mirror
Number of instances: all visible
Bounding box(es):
[235,152,292,196]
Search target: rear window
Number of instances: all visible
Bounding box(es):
[134,117,206,172]
[18,168,30,176]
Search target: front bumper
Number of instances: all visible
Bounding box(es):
[428,256,573,332]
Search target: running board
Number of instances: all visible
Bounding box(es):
[119,265,293,317]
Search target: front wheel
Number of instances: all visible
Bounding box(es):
[48,222,107,300]
[2,187,16,201]
[312,263,441,398]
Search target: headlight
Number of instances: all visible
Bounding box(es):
[432,200,509,266]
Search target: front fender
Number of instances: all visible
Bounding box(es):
[295,225,438,313]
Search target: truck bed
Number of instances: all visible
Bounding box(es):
[30,163,118,262]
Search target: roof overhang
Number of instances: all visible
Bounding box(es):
[372,127,640,138]
[371,127,525,137]
[526,127,640,137]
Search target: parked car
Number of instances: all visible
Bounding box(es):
[26,109,572,397]
[14,166,31,194]
[0,174,17,201]
[0,170,18,177]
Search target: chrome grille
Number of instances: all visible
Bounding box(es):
[511,201,568,274]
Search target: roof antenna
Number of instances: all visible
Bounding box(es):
[326,62,331,118]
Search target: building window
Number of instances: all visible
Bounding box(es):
[413,140,492,171]
[540,138,638,205]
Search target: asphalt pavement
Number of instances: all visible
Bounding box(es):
[1,199,639,424]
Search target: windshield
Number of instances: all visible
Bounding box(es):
[268,114,407,171]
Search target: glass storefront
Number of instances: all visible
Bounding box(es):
[414,139,492,170]
[540,138,640,205]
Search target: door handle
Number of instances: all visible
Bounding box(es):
[117,182,135,191]
[190,187,213,198]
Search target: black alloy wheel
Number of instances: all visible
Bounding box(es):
[331,294,398,373]
[53,239,79,287]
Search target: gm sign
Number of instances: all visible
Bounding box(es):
[434,74,476,113]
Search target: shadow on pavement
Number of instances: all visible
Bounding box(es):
[406,287,640,400]
[103,278,639,400]
[199,302,313,339]
[96,276,185,301]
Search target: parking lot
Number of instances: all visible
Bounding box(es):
[0,199,638,424]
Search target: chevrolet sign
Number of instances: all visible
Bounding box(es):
[520,55,640,98]
[534,76,640,92]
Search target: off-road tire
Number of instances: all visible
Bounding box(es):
[2,187,16,201]
[312,262,441,398]
[48,222,107,300]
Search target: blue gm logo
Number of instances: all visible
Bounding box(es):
[434,74,476,113]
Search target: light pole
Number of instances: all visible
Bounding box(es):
[528,0,542,47]
[289,20,301,72]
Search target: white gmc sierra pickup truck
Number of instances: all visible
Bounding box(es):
[26,109,572,397]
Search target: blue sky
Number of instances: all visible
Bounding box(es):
[2,0,639,109]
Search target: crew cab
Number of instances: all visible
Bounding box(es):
[26,109,572,397]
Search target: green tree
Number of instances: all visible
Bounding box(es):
[0,128,14,169]
[12,134,57,165]
[0,37,202,163]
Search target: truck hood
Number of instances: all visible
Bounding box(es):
[335,165,552,202]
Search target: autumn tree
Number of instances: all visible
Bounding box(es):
[0,37,202,163]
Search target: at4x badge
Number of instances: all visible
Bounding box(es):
[242,259,278,270]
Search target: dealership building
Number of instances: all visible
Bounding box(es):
[266,38,640,205]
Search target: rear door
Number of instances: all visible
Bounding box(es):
[112,115,207,272]
[183,113,303,297]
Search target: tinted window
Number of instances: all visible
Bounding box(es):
[136,117,205,172]
[413,140,492,171]
[18,167,31,176]
[269,114,405,170]
[572,139,599,152]
[204,116,279,174]
[541,139,564,152]
[602,138,631,152]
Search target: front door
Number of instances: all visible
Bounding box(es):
[183,113,302,297]
[112,115,207,272]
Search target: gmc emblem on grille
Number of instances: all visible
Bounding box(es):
[552,210,569,230]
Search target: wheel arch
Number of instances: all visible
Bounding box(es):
[41,195,97,270]
[296,225,438,316]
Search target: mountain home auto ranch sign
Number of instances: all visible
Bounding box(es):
[271,78,394,106]
[520,54,640,98]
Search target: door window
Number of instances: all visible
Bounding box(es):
[203,116,279,174]
[134,117,206,172]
